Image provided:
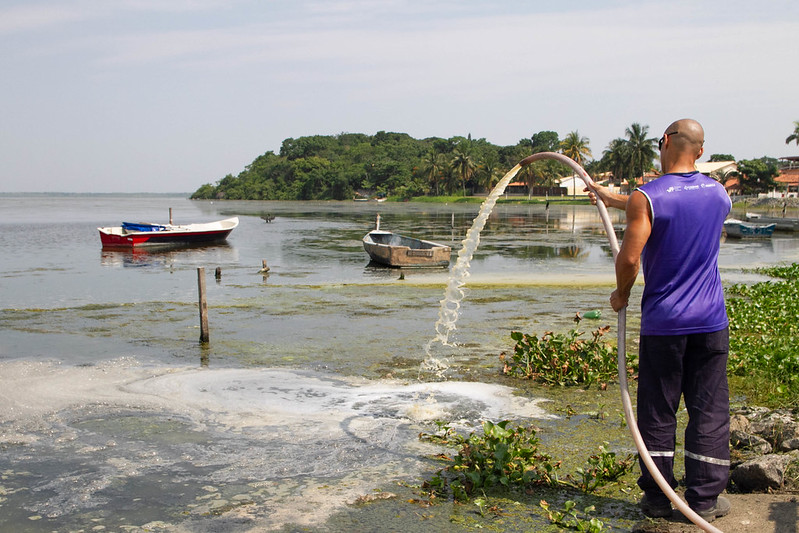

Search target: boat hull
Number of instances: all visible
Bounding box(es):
[363,231,450,267]
[724,219,775,239]
[99,217,239,248]
[745,213,799,232]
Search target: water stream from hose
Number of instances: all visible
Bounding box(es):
[422,163,524,373]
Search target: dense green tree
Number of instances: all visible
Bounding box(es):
[736,157,780,194]
[709,153,736,162]
[190,183,217,199]
[531,131,560,153]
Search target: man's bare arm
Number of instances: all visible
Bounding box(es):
[610,191,651,311]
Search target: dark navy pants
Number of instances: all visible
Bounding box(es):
[636,328,730,511]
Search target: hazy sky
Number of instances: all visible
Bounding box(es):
[2,0,798,193]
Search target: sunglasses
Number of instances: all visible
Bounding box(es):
[658,131,678,151]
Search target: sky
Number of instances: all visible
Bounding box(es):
[1,0,798,193]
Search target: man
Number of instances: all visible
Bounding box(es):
[591,119,732,522]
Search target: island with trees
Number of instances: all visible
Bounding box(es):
[190,122,794,201]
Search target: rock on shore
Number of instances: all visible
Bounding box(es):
[729,407,799,492]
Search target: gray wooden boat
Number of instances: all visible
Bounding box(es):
[363,215,451,267]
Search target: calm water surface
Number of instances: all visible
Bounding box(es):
[1,194,797,531]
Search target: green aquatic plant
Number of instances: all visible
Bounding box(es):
[420,420,562,501]
[726,263,799,407]
[419,421,635,505]
[570,443,635,493]
[501,326,636,388]
[540,499,604,532]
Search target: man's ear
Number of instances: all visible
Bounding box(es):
[696,146,704,161]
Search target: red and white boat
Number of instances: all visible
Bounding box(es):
[98,217,239,248]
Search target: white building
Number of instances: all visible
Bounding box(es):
[556,175,616,197]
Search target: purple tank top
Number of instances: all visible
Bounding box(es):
[636,172,732,335]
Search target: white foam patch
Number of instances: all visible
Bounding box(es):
[0,359,553,531]
[0,357,165,424]
[123,367,552,429]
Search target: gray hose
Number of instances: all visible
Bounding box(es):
[518,152,723,532]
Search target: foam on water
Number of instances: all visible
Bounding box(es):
[0,358,551,531]
[423,164,523,373]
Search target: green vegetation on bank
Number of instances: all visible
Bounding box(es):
[497,265,799,408]
[727,263,799,408]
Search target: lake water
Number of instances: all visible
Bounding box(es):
[1,194,797,531]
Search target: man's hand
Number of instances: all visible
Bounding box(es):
[584,184,629,211]
[610,289,628,312]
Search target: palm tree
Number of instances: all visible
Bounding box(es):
[559,131,592,165]
[786,120,799,146]
[625,123,657,181]
[451,150,476,196]
[711,168,735,185]
[602,138,631,184]
[517,162,540,199]
[476,155,504,194]
[420,150,446,196]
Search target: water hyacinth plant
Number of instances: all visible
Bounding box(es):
[726,263,799,407]
[419,422,635,501]
[420,420,561,502]
[501,325,636,388]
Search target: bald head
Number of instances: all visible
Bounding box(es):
[660,118,705,173]
[665,119,704,155]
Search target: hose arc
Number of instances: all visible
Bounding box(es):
[519,152,723,533]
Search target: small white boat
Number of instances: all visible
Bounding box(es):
[724,218,776,239]
[99,217,239,248]
[363,215,450,267]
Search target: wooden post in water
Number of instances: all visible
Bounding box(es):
[197,267,209,343]
[169,208,173,225]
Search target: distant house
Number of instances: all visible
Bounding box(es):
[556,175,613,196]
[556,175,588,196]
[774,168,799,196]
[695,161,738,196]
[776,157,799,196]
[696,161,737,178]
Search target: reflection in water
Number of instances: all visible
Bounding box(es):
[100,243,237,268]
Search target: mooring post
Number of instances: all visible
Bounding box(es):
[197,267,209,343]
[215,266,222,280]
[169,208,173,225]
